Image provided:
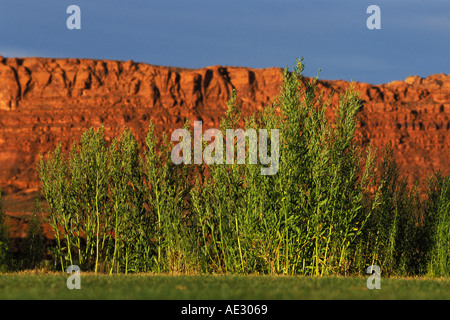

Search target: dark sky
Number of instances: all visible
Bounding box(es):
[0,0,448,84]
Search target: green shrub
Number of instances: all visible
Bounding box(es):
[426,173,450,277]
[22,193,46,269]
[359,144,427,276]
[37,59,450,277]
[0,190,11,272]
[187,59,379,275]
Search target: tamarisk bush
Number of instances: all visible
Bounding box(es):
[358,144,422,276]
[0,190,11,272]
[22,193,46,269]
[38,59,450,276]
[40,127,109,272]
[356,146,450,277]
[188,58,379,275]
[144,122,195,273]
[40,127,148,273]
[39,124,194,273]
[426,174,450,277]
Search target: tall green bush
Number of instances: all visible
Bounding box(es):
[360,144,423,276]
[0,189,11,272]
[108,127,148,274]
[261,59,379,275]
[188,58,379,275]
[22,193,46,269]
[37,59,450,277]
[39,126,146,273]
[426,174,450,277]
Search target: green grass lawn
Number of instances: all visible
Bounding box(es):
[1,273,450,300]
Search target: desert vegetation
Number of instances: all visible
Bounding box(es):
[1,59,449,277]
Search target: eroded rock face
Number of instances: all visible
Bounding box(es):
[0,56,448,206]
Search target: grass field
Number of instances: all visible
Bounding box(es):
[1,273,450,300]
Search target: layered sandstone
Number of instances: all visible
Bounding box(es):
[0,56,448,237]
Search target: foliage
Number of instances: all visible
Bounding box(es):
[21,193,46,270]
[0,190,11,272]
[425,174,450,277]
[36,59,450,276]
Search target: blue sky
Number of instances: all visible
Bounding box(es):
[0,0,448,84]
